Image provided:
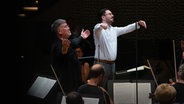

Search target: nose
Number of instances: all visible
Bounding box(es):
[111,14,114,18]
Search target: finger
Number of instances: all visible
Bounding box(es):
[140,21,147,29]
[143,22,147,28]
[60,38,64,41]
[86,30,90,34]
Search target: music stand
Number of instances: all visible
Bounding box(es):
[108,80,156,104]
[27,75,57,99]
[61,96,99,104]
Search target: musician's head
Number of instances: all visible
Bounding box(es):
[66,91,84,104]
[75,45,84,58]
[154,83,176,104]
[178,64,184,80]
[87,63,105,85]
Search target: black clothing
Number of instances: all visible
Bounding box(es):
[78,84,111,104]
[176,49,184,71]
[51,36,83,94]
[70,35,83,48]
[172,83,184,103]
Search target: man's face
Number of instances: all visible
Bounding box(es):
[103,10,114,24]
[181,40,184,51]
[75,47,83,58]
[58,22,71,39]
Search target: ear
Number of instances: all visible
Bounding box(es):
[101,15,105,21]
[57,33,62,39]
[58,29,62,34]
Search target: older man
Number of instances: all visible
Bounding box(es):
[51,19,90,94]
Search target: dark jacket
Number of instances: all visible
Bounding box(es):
[51,36,83,94]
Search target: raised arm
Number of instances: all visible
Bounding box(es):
[71,29,90,46]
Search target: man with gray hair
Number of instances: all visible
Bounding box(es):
[50,18,90,94]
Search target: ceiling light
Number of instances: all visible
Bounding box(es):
[17,13,26,17]
[23,7,38,11]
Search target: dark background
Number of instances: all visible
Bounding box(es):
[16,0,184,103]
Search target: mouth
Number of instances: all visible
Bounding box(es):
[110,18,114,21]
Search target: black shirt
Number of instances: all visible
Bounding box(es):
[78,84,111,104]
[172,83,184,103]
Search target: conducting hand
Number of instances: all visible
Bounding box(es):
[81,29,90,39]
[138,20,147,29]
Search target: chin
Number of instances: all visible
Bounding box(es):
[109,19,114,23]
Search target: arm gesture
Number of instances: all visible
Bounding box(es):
[138,20,147,29]
[81,29,90,39]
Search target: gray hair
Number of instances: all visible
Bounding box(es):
[51,19,66,33]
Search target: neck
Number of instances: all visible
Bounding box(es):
[102,21,111,25]
[87,79,98,86]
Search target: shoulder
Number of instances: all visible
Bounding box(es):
[173,83,184,87]
[95,23,101,26]
[78,84,88,89]
[94,23,101,28]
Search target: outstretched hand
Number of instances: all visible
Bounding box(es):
[81,29,90,39]
[100,22,108,29]
[138,20,147,29]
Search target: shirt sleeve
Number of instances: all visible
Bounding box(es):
[116,22,140,37]
[70,35,83,47]
[93,23,103,37]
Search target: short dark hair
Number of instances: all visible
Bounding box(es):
[66,91,84,104]
[74,45,84,51]
[97,8,109,22]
